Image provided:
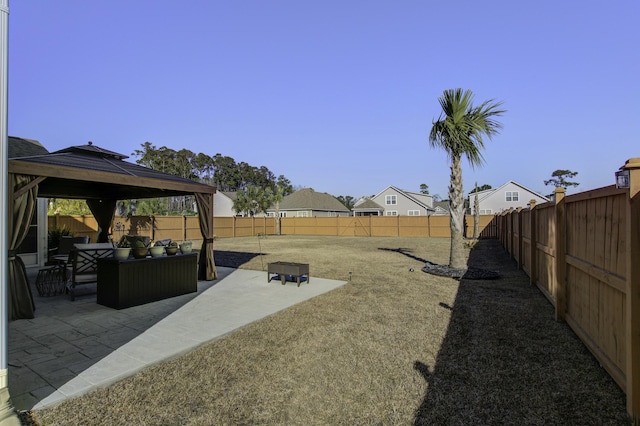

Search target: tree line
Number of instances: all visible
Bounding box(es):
[48,142,296,216]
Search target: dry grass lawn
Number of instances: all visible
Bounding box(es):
[28,236,629,425]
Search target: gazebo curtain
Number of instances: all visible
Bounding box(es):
[195,192,217,280]
[8,173,37,321]
[86,199,117,243]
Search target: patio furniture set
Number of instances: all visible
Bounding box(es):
[35,236,198,309]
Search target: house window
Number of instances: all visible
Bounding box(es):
[296,211,309,217]
[385,195,397,205]
[506,191,519,202]
[408,210,420,216]
[267,212,275,217]
[385,210,398,216]
[479,209,493,215]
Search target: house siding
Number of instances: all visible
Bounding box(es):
[472,181,549,214]
[213,192,236,217]
[372,187,433,216]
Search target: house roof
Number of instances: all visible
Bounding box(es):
[8,136,49,158]
[374,185,434,212]
[352,198,384,211]
[8,141,216,200]
[275,188,350,212]
[220,191,238,200]
[433,201,450,212]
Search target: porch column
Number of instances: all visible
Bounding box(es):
[0,0,21,423]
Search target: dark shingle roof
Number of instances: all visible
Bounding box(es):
[278,188,349,212]
[221,191,238,200]
[353,198,383,210]
[8,136,49,158]
[9,142,216,200]
[433,201,450,212]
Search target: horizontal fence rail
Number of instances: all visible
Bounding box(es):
[494,157,640,422]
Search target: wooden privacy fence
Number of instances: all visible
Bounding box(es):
[494,158,640,421]
[48,215,203,244]
[215,214,498,238]
[49,214,498,241]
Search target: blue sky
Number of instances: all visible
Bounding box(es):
[7,1,640,200]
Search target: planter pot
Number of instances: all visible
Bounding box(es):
[149,246,164,257]
[179,243,192,254]
[114,247,131,260]
[165,246,178,256]
[132,248,149,259]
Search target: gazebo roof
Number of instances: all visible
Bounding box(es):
[8,141,216,200]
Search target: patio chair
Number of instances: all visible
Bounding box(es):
[68,242,114,301]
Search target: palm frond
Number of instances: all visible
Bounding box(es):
[429,88,505,168]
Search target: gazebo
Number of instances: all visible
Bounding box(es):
[7,141,217,321]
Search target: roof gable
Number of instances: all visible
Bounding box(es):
[352,198,384,210]
[373,185,433,210]
[220,191,238,201]
[433,201,450,212]
[471,181,549,203]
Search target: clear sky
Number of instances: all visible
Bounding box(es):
[7,1,640,200]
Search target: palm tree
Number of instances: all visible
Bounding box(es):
[268,186,285,235]
[429,88,505,269]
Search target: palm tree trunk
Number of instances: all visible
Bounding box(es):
[448,155,466,269]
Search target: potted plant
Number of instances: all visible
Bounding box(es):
[179,241,193,254]
[149,243,165,257]
[131,239,149,259]
[47,225,73,253]
[165,241,179,256]
[114,236,131,260]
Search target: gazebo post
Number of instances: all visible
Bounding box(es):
[0,0,21,424]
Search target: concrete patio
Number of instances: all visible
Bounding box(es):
[8,265,347,411]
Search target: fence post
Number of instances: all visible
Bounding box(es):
[529,200,537,286]
[623,158,640,422]
[554,187,566,322]
[508,208,514,259]
[517,207,523,268]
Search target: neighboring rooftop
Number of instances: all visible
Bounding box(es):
[8,136,49,158]
[277,188,350,212]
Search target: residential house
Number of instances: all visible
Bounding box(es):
[354,186,434,216]
[432,200,451,215]
[213,191,238,217]
[469,181,550,214]
[266,188,350,217]
[351,198,384,216]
